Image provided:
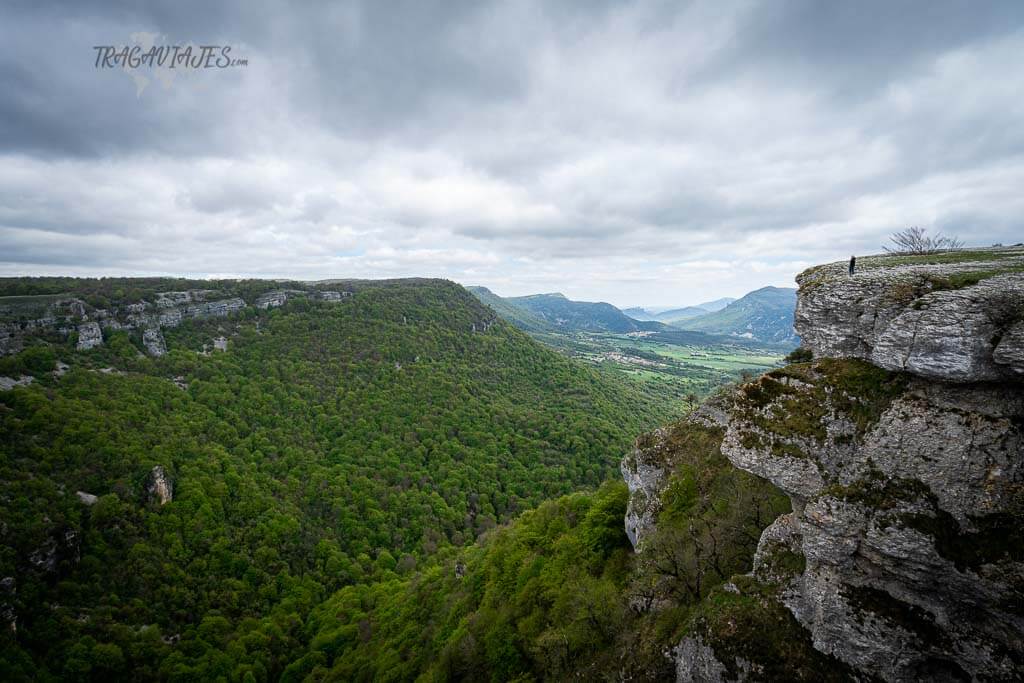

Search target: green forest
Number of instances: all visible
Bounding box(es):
[301,415,802,682]
[0,279,681,680]
[0,277,831,682]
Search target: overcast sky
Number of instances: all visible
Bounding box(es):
[2,1,1023,307]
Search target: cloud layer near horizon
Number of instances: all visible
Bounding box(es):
[2,0,1023,306]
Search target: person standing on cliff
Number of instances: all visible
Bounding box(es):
[849,255,856,275]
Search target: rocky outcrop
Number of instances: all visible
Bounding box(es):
[0,375,34,391]
[621,428,671,549]
[3,284,348,357]
[673,637,745,682]
[795,249,1024,382]
[621,397,731,549]
[156,290,215,308]
[146,465,173,505]
[641,251,1024,682]
[0,323,23,355]
[186,298,246,319]
[256,290,290,309]
[76,321,103,350]
[142,327,167,357]
[76,491,99,506]
[158,308,183,328]
[713,366,1023,680]
[994,321,1024,375]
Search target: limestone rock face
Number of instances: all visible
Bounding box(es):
[0,324,23,355]
[621,428,671,549]
[158,308,183,328]
[318,290,352,302]
[2,284,344,357]
[76,321,103,350]
[795,250,1024,382]
[654,251,1024,682]
[156,290,214,308]
[142,327,167,357]
[187,298,245,319]
[256,290,289,309]
[715,368,1021,680]
[146,465,173,505]
[0,375,34,391]
[994,321,1024,375]
[673,637,740,683]
[621,397,730,549]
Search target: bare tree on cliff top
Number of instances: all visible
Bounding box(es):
[885,226,964,255]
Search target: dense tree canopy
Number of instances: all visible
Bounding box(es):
[0,280,678,681]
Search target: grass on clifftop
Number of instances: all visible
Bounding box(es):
[798,246,1024,285]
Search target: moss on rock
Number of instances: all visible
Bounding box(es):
[685,578,854,682]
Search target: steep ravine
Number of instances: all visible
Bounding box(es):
[625,249,1024,681]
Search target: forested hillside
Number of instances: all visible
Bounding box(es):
[498,293,665,334]
[670,287,798,344]
[0,279,677,681]
[299,406,793,681]
[464,287,555,334]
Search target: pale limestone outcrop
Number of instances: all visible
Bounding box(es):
[621,398,730,549]
[673,637,744,683]
[0,375,34,391]
[659,251,1024,682]
[76,321,103,350]
[318,290,352,301]
[795,249,1024,382]
[186,298,245,319]
[146,466,173,505]
[256,290,289,309]
[158,308,183,328]
[994,321,1024,375]
[142,327,167,357]
[621,428,670,549]
[76,491,99,506]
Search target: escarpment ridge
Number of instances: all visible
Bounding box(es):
[626,248,1023,681]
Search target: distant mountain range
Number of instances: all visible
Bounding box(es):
[468,288,666,334]
[670,286,798,344]
[469,286,797,346]
[622,297,736,322]
[623,305,708,322]
[508,292,666,333]
[465,286,555,333]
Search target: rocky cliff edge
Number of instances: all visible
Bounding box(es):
[626,248,1023,681]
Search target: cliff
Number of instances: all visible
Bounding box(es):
[0,286,353,360]
[626,248,1023,681]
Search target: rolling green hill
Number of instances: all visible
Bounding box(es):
[500,293,665,333]
[0,278,678,681]
[465,286,555,333]
[670,287,798,344]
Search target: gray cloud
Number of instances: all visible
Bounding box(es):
[1,0,1022,306]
